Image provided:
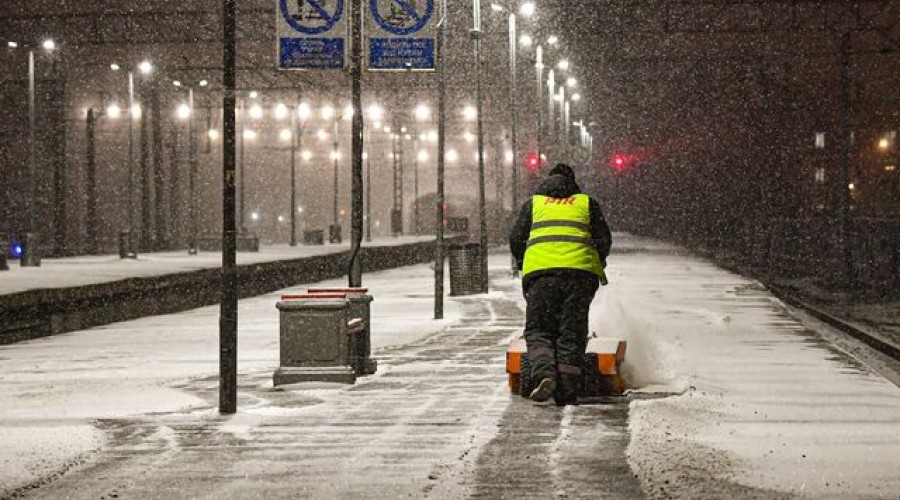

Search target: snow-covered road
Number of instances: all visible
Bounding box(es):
[1,234,898,499]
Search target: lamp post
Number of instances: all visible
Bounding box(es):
[111,59,152,259]
[13,39,56,266]
[84,103,122,254]
[472,0,489,293]
[173,78,207,254]
[490,3,521,211]
[293,101,310,246]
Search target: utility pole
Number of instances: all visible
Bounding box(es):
[838,31,854,286]
[349,0,364,286]
[188,87,198,254]
[220,0,238,415]
[434,0,447,319]
[472,0,489,293]
[85,108,99,255]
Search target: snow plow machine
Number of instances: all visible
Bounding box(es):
[506,335,628,401]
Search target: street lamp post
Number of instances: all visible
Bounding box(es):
[111,60,151,258]
[472,0,489,293]
[490,3,520,211]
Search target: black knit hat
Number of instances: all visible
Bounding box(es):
[549,163,575,180]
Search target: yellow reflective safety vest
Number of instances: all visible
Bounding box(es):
[523,194,605,279]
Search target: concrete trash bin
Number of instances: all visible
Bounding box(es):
[448,243,483,296]
[307,288,376,376]
[273,295,358,386]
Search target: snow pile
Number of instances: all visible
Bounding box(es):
[605,234,900,498]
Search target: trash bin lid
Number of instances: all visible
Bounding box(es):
[281,293,347,300]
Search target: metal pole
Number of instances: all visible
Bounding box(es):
[839,32,854,286]
[86,108,98,254]
[220,0,238,415]
[188,87,198,254]
[238,98,246,233]
[508,12,519,211]
[365,127,372,242]
[127,71,137,257]
[473,0,488,293]
[290,102,298,247]
[333,118,339,231]
[435,0,447,319]
[349,0,364,286]
[413,133,420,234]
[535,45,543,170]
[27,50,37,239]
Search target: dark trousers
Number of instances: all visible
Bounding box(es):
[524,273,599,402]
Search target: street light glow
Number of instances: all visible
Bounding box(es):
[557,59,570,70]
[248,91,259,99]
[343,104,354,120]
[415,104,430,121]
[571,93,581,101]
[331,151,340,161]
[208,129,220,140]
[251,212,260,221]
[274,103,288,120]
[446,149,459,162]
[520,1,535,17]
[519,34,533,47]
[138,60,153,74]
[567,77,577,87]
[301,150,312,161]
[878,138,890,150]
[547,35,559,46]
[41,39,56,51]
[110,63,120,71]
[7,41,18,48]
[279,128,292,141]
[490,3,504,12]
[367,104,384,122]
[243,129,257,140]
[463,131,475,143]
[383,125,392,133]
[172,80,182,87]
[106,104,121,119]
[298,102,311,120]
[177,103,191,120]
[249,104,263,119]
[317,129,328,141]
[417,150,428,162]
[199,80,208,87]
[321,105,334,120]
[131,104,142,119]
[463,105,477,121]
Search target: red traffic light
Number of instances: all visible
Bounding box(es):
[613,155,625,170]
[525,152,540,172]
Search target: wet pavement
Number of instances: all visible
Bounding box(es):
[19,272,643,500]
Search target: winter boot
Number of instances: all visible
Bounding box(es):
[530,378,557,402]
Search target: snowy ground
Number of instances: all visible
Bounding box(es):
[0,235,433,296]
[2,234,899,499]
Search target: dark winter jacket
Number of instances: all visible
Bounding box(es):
[508,174,612,291]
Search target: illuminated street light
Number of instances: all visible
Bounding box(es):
[415,103,430,121]
[557,59,570,71]
[248,104,263,120]
[464,131,475,143]
[248,91,259,99]
[571,93,581,102]
[251,212,260,221]
[321,105,334,120]
[243,129,257,140]
[463,105,477,121]
[199,80,208,87]
[878,138,890,150]
[317,129,328,141]
[41,39,56,51]
[383,125,392,133]
[7,41,18,48]
[446,149,459,162]
[519,34,533,47]
[172,80,182,87]
[177,103,191,120]
[109,62,119,71]
[138,60,153,74]
[301,150,312,161]
[520,1,535,17]
[566,77,576,87]
[343,104,354,120]
[490,3,504,12]
[274,103,289,120]
[208,129,220,140]
[547,35,558,46]
[130,104,142,119]
[367,103,384,122]
[279,128,292,141]
[297,102,311,121]
[106,104,121,119]
[417,150,428,162]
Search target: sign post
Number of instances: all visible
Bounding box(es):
[367,0,437,70]
[277,0,348,69]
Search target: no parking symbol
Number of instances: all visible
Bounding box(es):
[367,0,437,70]
[277,0,347,70]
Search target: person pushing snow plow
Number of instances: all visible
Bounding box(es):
[508,163,613,406]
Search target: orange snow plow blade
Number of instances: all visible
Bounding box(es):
[505,336,627,399]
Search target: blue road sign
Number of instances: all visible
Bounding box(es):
[280,0,344,35]
[280,38,345,69]
[369,37,434,69]
[370,0,434,36]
